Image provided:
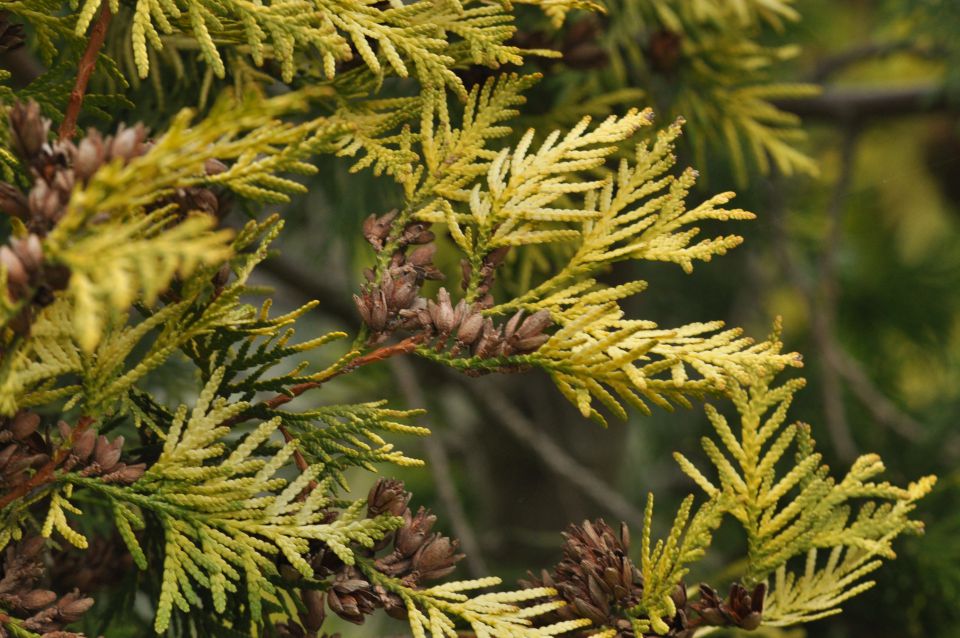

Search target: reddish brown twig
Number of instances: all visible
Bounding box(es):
[58,3,113,140]
[279,425,311,474]
[263,336,424,496]
[0,416,95,511]
[225,335,425,429]
[221,334,424,480]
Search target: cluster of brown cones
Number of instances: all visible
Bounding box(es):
[0,101,227,332]
[278,479,464,637]
[0,411,144,493]
[522,519,766,637]
[0,538,94,638]
[56,420,145,485]
[0,411,48,491]
[355,210,553,360]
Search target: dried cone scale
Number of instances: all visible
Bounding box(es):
[353,207,554,360]
[0,538,95,638]
[522,518,766,637]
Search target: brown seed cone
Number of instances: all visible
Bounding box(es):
[366,480,465,587]
[394,507,438,558]
[53,422,143,484]
[0,182,29,220]
[326,567,378,624]
[362,209,398,250]
[521,520,695,638]
[8,101,49,164]
[690,582,765,631]
[367,478,412,518]
[411,534,463,581]
[1,235,45,301]
[0,410,40,442]
[300,588,326,632]
[0,538,94,637]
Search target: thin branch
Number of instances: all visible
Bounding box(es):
[278,424,311,475]
[813,125,861,461]
[828,344,924,441]
[810,123,923,442]
[819,125,860,309]
[810,41,942,83]
[774,84,951,120]
[766,124,925,457]
[58,3,113,140]
[810,313,857,460]
[466,379,646,531]
[223,335,425,428]
[389,357,489,578]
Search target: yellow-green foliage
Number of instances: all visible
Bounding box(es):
[72,0,530,86]
[66,370,406,632]
[403,95,798,422]
[628,493,722,635]
[571,0,819,184]
[55,212,233,352]
[512,0,606,28]
[0,2,934,637]
[562,367,933,637]
[674,373,935,623]
[361,571,592,638]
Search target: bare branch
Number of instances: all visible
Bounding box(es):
[466,379,646,531]
[811,41,943,83]
[774,85,950,120]
[59,3,113,140]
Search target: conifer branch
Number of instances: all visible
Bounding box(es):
[224,334,425,428]
[0,4,938,636]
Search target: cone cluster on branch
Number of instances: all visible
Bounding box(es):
[689,582,765,631]
[355,210,552,360]
[0,101,228,326]
[522,519,690,637]
[0,410,49,491]
[0,537,94,638]
[279,479,464,637]
[0,412,144,493]
[56,420,145,485]
[522,519,766,637]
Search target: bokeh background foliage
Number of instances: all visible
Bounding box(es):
[2,0,957,636]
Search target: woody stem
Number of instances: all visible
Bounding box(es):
[59,3,113,140]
